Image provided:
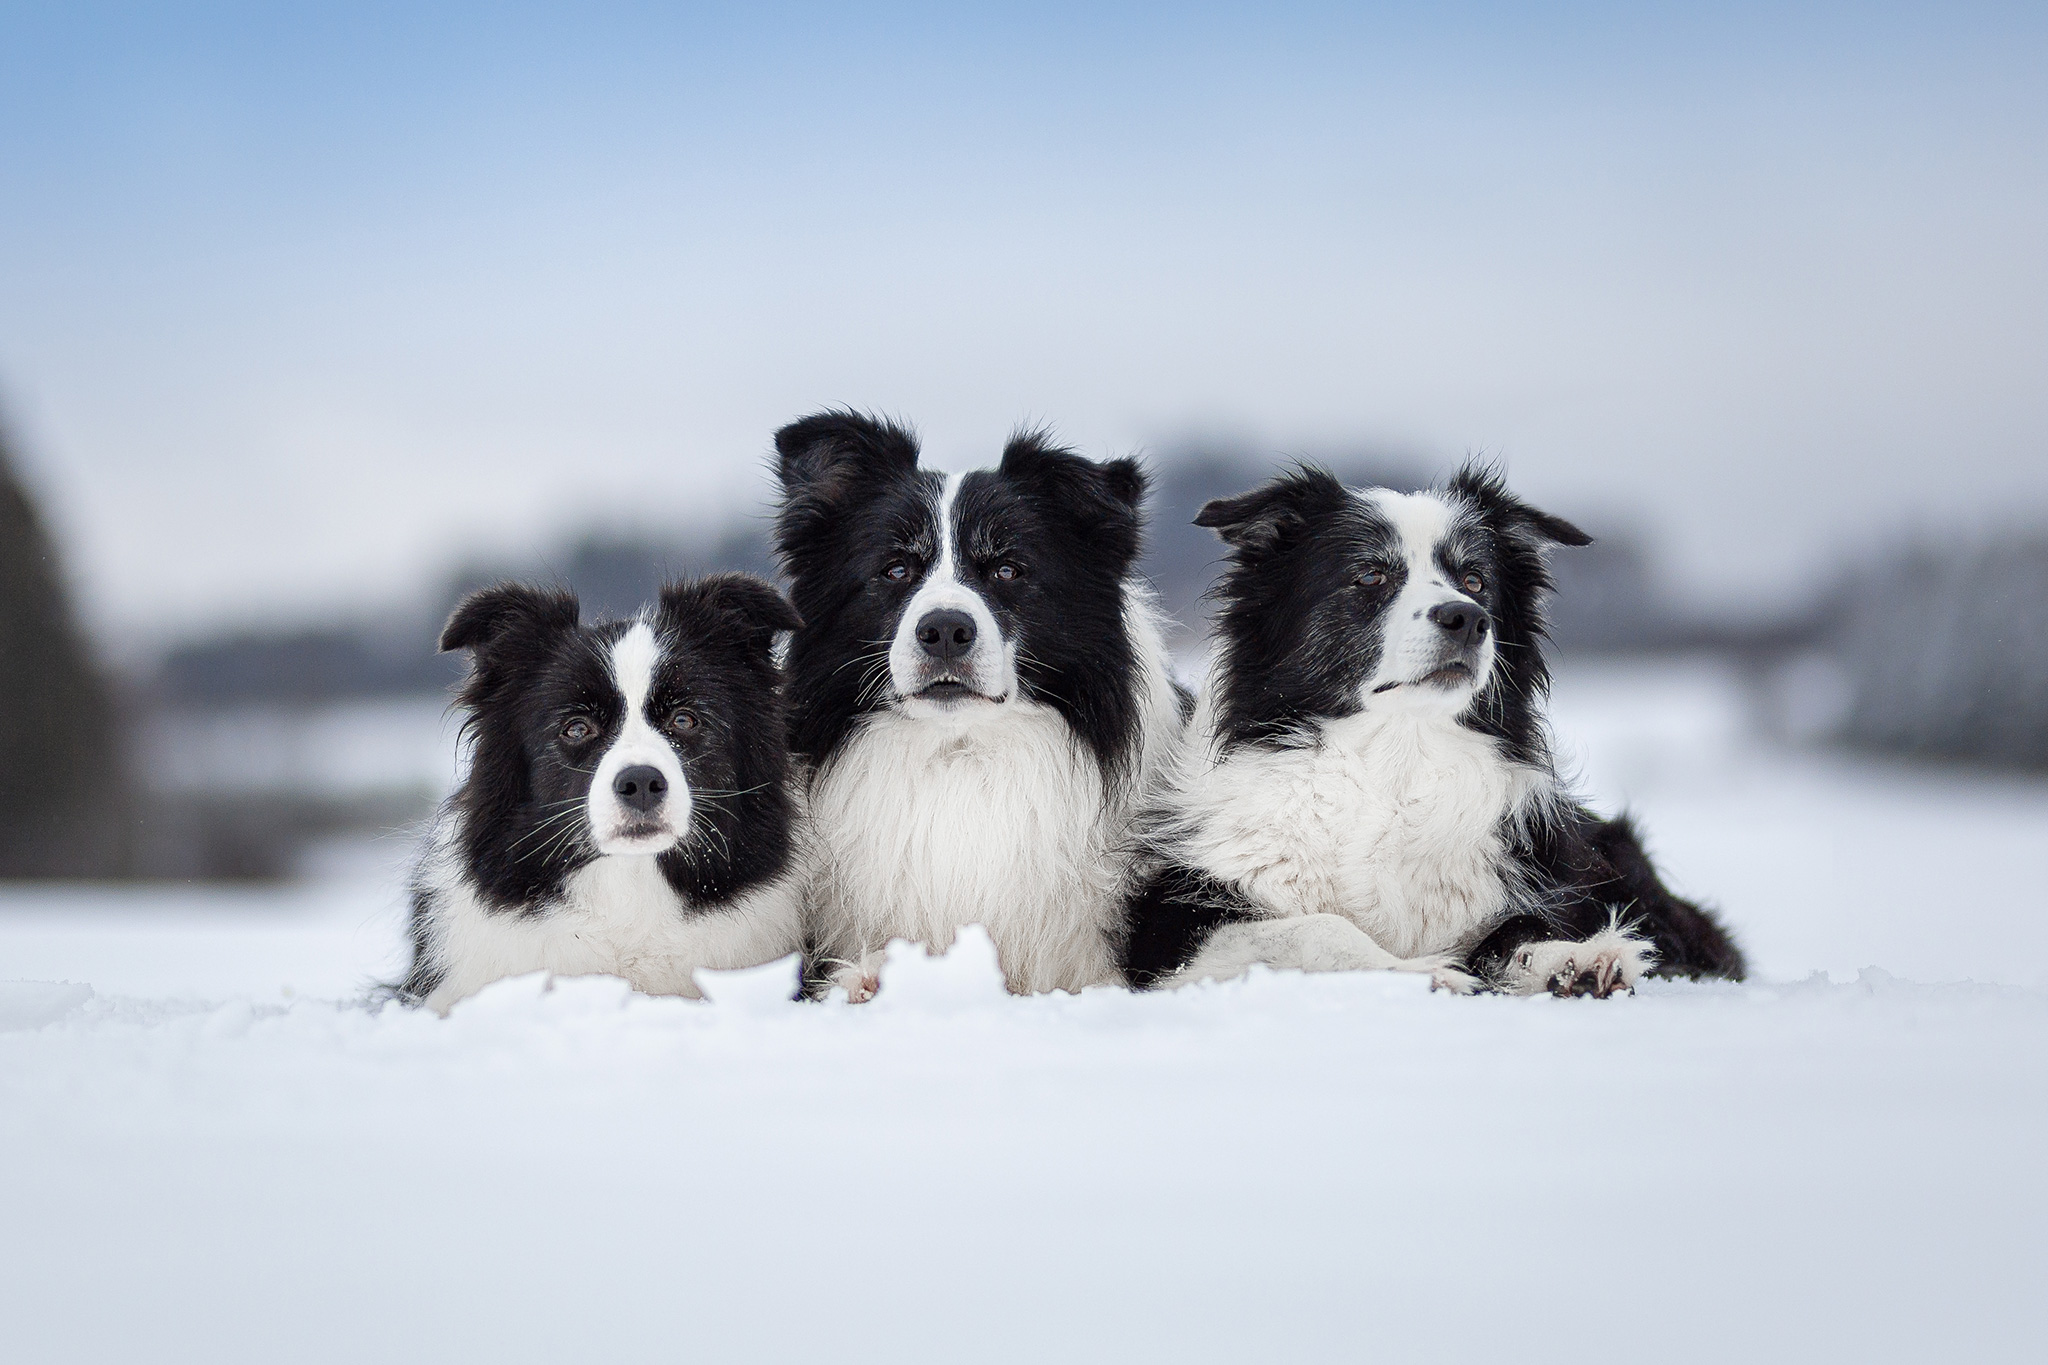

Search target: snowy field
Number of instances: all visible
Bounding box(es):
[4,659,2045,1363]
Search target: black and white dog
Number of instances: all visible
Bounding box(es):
[400,574,807,1012]
[1117,464,1744,996]
[774,411,1183,998]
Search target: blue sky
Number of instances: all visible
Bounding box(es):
[2,2,2044,636]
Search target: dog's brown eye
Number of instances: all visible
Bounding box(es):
[668,709,698,733]
[883,560,912,582]
[992,562,1019,582]
[560,717,596,744]
[1462,572,1485,595]
[1357,568,1389,588]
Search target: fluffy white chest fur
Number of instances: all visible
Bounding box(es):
[413,823,805,1014]
[1174,709,1544,960]
[805,698,1128,994]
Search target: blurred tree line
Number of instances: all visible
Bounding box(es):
[1832,537,2048,768]
[128,446,2048,778]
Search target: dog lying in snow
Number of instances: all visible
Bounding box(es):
[399,575,807,1012]
[1115,464,1745,996]
[772,411,1183,999]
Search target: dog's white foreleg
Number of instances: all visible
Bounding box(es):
[1165,913,1477,992]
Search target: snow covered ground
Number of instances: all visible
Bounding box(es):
[4,659,2044,1363]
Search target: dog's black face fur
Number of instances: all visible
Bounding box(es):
[773,409,1148,774]
[1197,463,1591,764]
[440,574,800,912]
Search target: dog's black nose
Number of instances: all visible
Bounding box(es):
[915,609,977,661]
[1427,600,1490,647]
[612,765,668,813]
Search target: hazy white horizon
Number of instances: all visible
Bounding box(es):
[3,3,2043,642]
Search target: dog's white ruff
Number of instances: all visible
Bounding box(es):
[807,589,1181,996]
[1163,641,1553,988]
[411,821,805,1014]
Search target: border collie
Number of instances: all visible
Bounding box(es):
[1117,464,1745,996]
[399,574,807,1013]
[774,411,1182,998]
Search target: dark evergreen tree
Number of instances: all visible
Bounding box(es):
[0,417,131,876]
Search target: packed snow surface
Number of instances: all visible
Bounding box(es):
[3,661,2044,1363]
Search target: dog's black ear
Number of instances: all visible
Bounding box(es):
[1449,462,1592,548]
[999,432,1147,565]
[663,573,802,653]
[1195,468,1350,555]
[773,409,920,499]
[439,583,580,654]
[1000,433,1148,510]
[1095,455,1147,512]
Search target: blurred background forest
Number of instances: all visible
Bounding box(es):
[2,2,2044,882]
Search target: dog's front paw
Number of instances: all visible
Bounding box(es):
[1505,929,1654,999]
[1415,955,1480,994]
[828,952,885,1003]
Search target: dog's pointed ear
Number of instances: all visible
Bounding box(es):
[1000,432,1147,566]
[1529,509,1593,547]
[439,584,580,654]
[663,573,802,653]
[1449,462,1592,548]
[1195,468,1349,555]
[773,410,920,498]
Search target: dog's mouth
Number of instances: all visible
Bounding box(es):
[913,677,1005,704]
[1373,661,1476,694]
[597,821,680,854]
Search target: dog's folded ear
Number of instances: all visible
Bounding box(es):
[774,412,921,574]
[999,432,1147,566]
[774,410,920,498]
[439,584,581,654]
[1449,463,1593,548]
[999,431,1146,510]
[1195,467,1351,556]
[661,574,801,653]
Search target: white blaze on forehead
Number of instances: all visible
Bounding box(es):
[1356,487,1492,708]
[888,469,1014,705]
[933,470,964,581]
[587,618,691,851]
[1364,488,1457,580]
[610,619,661,717]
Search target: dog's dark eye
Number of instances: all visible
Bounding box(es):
[883,560,912,583]
[560,717,596,744]
[992,562,1019,582]
[1357,568,1389,589]
[1462,572,1485,595]
[667,708,698,734]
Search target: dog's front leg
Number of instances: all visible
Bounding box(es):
[1168,914,1477,992]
